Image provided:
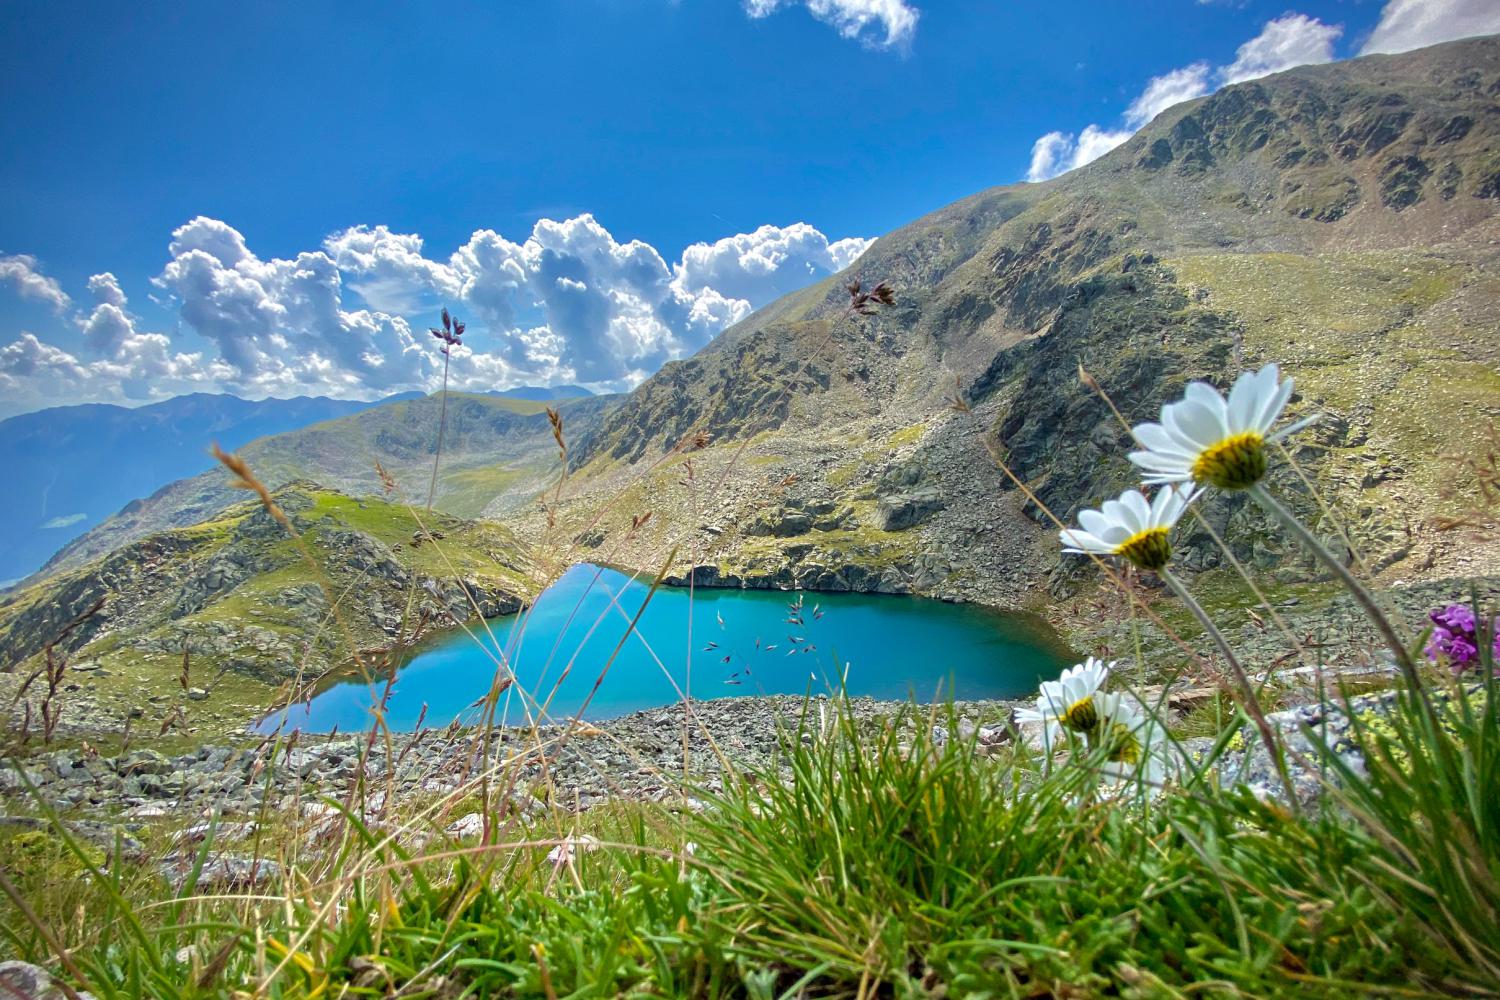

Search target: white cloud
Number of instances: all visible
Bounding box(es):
[1220,14,1341,85]
[324,214,867,391]
[1360,0,1500,55]
[86,272,127,308]
[0,254,70,312]
[154,216,424,394]
[2,214,871,412]
[744,0,919,50]
[0,261,213,415]
[672,223,875,304]
[322,225,460,313]
[1125,64,1211,129]
[1025,13,1343,181]
[1026,132,1071,184]
[1026,125,1132,182]
[0,326,212,418]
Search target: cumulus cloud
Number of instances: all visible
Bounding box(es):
[2,213,871,413]
[744,0,919,50]
[1026,126,1132,183]
[154,216,424,394]
[1025,13,1344,182]
[324,214,869,391]
[1125,64,1212,129]
[0,327,209,418]
[0,266,213,417]
[673,223,875,304]
[322,225,461,313]
[0,254,70,312]
[1220,14,1341,85]
[86,272,127,308]
[1360,0,1500,55]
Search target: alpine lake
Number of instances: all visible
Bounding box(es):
[262,563,1074,733]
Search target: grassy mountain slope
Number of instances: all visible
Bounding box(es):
[545,37,1500,606]
[0,391,420,586]
[0,484,536,743]
[33,390,621,584]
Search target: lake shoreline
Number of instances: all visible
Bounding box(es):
[7,695,1024,819]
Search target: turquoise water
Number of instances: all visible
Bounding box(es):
[261,563,1073,733]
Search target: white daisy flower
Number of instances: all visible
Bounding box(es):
[1058,485,1197,572]
[1015,657,1113,750]
[1128,363,1315,491]
[1093,692,1172,788]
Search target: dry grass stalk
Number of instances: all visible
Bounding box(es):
[7,595,106,749]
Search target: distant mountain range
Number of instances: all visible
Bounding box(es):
[0,385,595,586]
[27,390,622,584]
[491,385,594,401]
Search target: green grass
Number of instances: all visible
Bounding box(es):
[4,676,1498,998]
[438,463,533,518]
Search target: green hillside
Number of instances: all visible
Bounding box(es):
[0,484,536,744]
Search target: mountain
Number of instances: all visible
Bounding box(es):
[491,385,594,401]
[542,37,1500,604]
[0,483,535,741]
[31,391,623,583]
[0,392,421,587]
[6,37,1499,741]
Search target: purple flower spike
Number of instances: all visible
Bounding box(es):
[1424,603,1497,676]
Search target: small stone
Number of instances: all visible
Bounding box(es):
[0,960,98,1000]
[186,687,210,701]
[445,813,485,839]
[160,853,281,891]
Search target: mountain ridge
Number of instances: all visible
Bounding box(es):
[27,390,623,586]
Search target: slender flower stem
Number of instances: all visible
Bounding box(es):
[1161,567,1298,804]
[425,349,452,513]
[1247,483,1420,688]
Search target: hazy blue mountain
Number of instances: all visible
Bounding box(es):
[0,392,418,585]
[489,385,594,401]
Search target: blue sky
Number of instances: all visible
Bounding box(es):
[1,0,1495,416]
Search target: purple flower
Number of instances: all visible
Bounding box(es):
[1430,603,1476,636]
[1424,603,1497,675]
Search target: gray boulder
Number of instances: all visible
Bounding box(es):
[875,488,945,531]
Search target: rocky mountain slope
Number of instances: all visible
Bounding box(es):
[0,391,422,586]
[537,36,1500,606]
[33,390,620,585]
[0,484,537,742]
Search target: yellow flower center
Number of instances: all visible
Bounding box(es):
[1063,696,1099,733]
[1191,431,1267,490]
[1102,722,1141,766]
[1115,527,1171,571]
